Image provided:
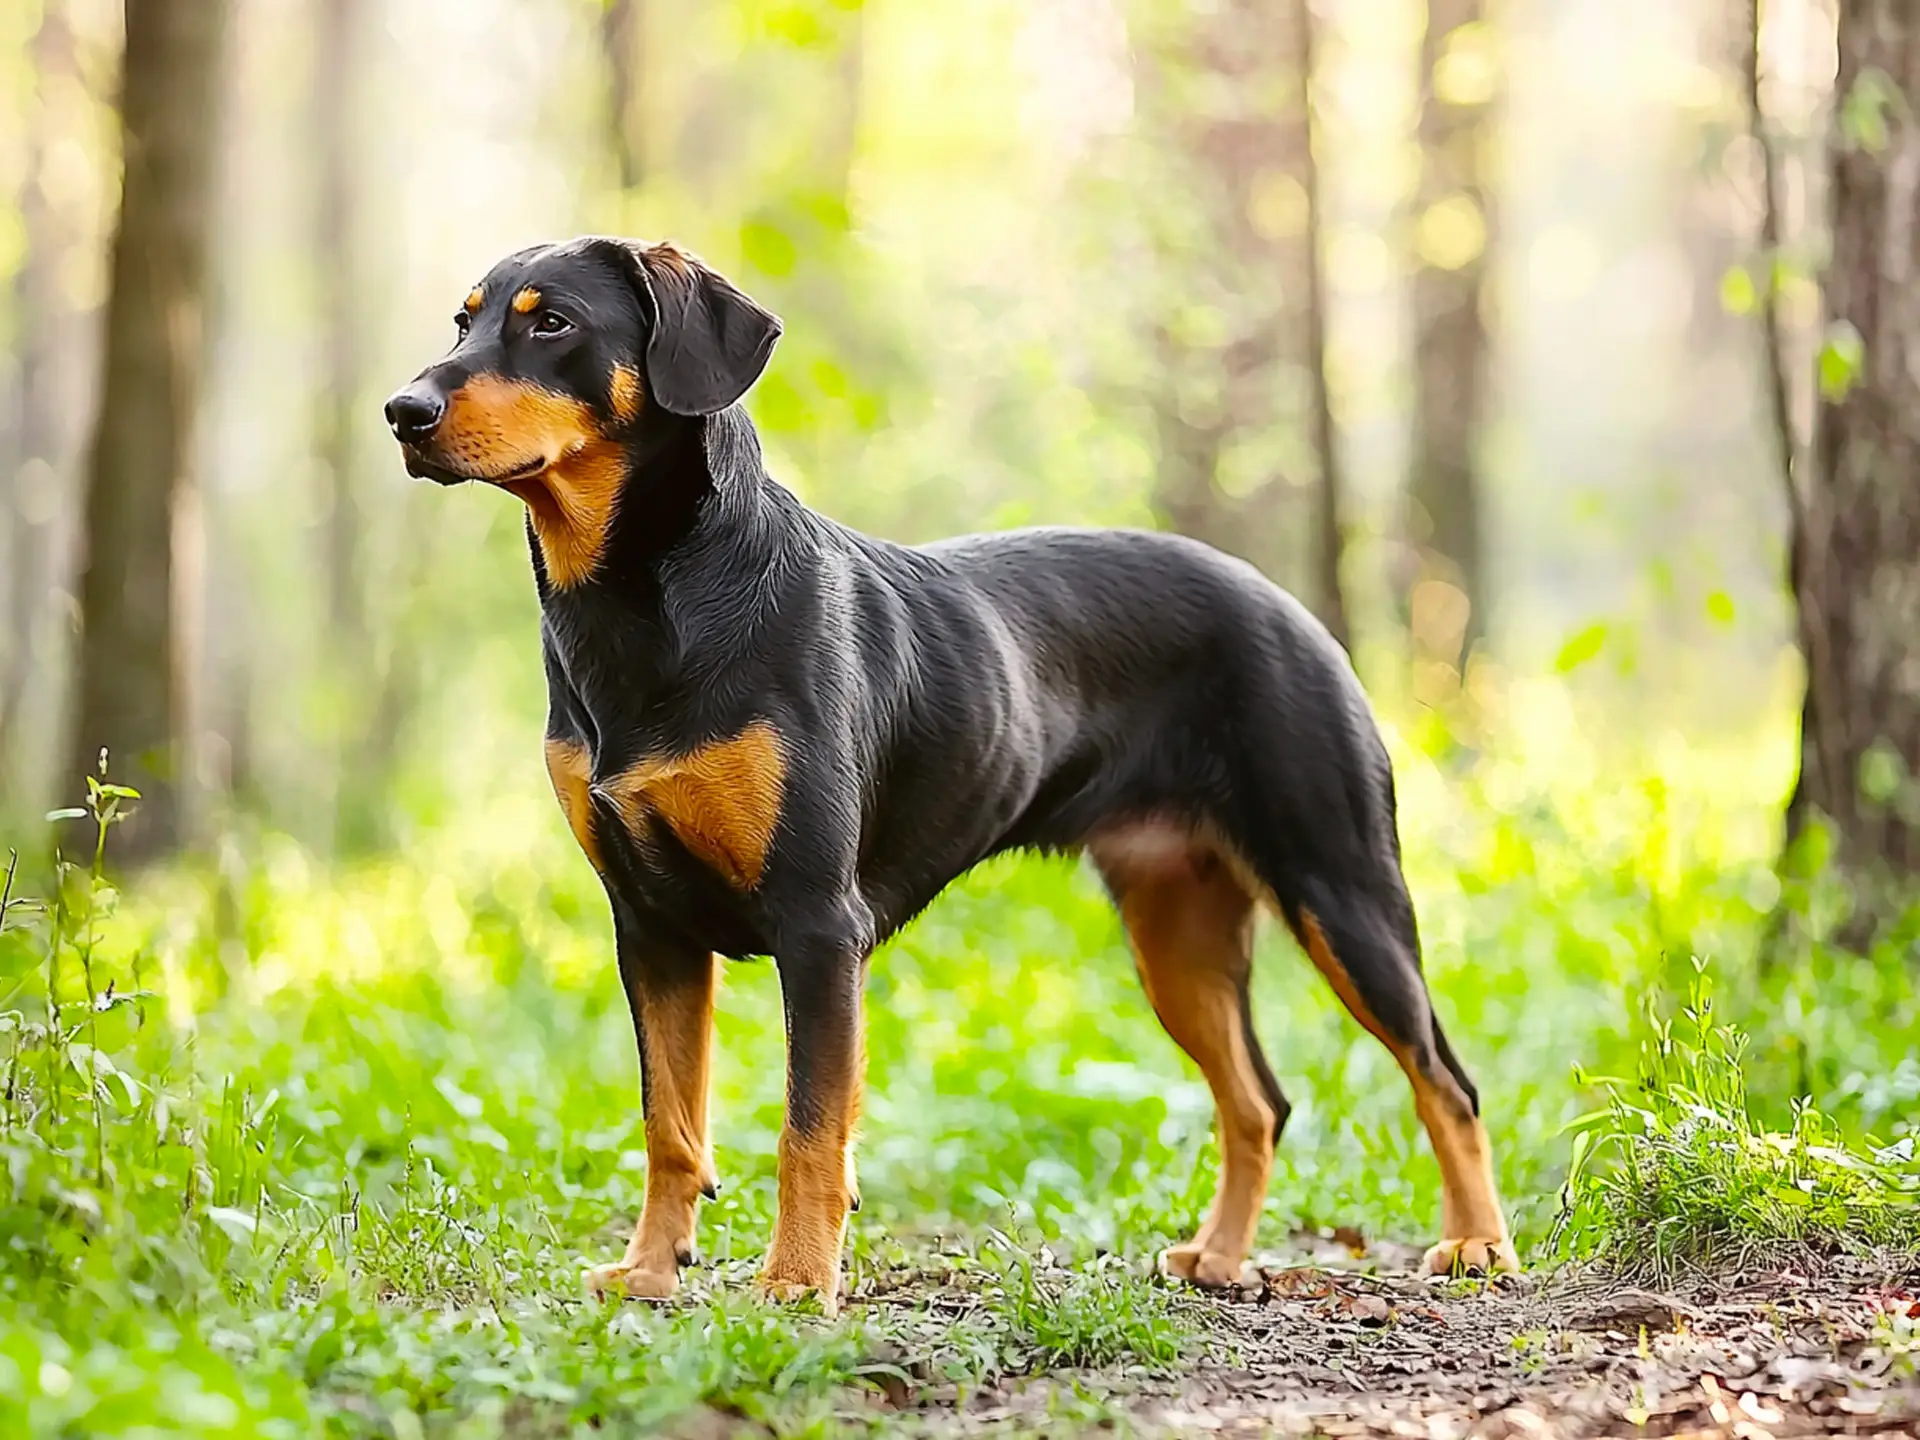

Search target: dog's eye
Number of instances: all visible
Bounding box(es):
[532,311,572,338]
[452,310,471,336]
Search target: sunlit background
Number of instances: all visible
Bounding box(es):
[0,0,1840,853]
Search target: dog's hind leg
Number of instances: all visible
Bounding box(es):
[1285,874,1516,1275]
[1093,827,1286,1289]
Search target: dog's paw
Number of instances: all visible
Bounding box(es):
[1421,1237,1519,1277]
[583,1261,679,1301]
[755,1272,839,1317]
[1158,1242,1261,1291]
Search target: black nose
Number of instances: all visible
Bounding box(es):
[384,386,445,443]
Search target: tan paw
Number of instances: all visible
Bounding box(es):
[1158,1243,1262,1291]
[1422,1237,1519,1277]
[582,1261,679,1301]
[756,1272,839,1317]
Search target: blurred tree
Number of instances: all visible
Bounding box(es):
[310,0,382,849]
[2,1,79,772]
[1135,0,1349,638]
[1297,0,1348,650]
[67,0,231,860]
[702,1,884,480]
[604,0,646,190]
[313,0,367,659]
[1745,0,1799,546]
[1783,0,1920,930]
[1404,0,1495,672]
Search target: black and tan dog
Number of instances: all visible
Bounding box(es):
[384,237,1516,1313]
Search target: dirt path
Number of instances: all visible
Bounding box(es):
[869,1240,1920,1437]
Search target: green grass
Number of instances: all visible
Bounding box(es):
[1556,960,1920,1281]
[3,710,1918,1436]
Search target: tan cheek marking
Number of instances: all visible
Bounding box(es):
[544,736,602,871]
[465,287,484,312]
[512,286,542,314]
[609,364,643,424]
[602,724,786,888]
[438,374,624,589]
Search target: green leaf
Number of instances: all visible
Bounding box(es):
[1858,740,1905,805]
[206,1206,258,1241]
[1554,622,1608,673]
[739,218,797,278]
[1719,265,1756,316]
[1818,322,1865,401]
[1839,68,1900,154]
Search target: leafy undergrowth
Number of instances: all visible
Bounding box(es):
[2,713,1918,1436]
[1559,963,1920,1283]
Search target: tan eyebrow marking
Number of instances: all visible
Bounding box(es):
[512,286,543,314]
[464,287,484,312]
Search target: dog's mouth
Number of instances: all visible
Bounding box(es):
[402,448,550,488]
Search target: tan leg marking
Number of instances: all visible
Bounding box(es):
[1100,837,1274,1289]
[544,736,603,872]
[584,955,720,1301]
[602,724,785,889]
[1296,911,1516,1275]
[759,1007,862,1316]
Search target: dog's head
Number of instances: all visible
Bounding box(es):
[384,237,781,490]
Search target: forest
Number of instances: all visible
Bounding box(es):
[2,0,1918,1436]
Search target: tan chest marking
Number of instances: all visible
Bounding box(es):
[602,724,786,889]
[544,736,604,872]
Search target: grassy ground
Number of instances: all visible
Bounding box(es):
[3,696,1918,1436]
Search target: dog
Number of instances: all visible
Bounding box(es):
[384,237,1516,1314]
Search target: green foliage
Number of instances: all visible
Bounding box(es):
[982,1235,1188,1370]
[1557,961,1920,1283]
[4,715,1918,1434]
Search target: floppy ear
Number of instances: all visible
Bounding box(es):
[607,240,782,417]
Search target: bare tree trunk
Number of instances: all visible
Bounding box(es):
[604,0,645,190]
[1141,0,1327,619]
[67,0,231,861]
[2,2,79,779]
[1406,0,1493,670]
[314,0,365,650]
[1783,0,1920,932]
[309,0,376,849]
[1297,0,1349,650]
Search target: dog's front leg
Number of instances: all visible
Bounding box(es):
[760,907,871,1315]
[584,920,718,1301]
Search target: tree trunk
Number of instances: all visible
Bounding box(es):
[1296,0,1349,651]
[310,0,378,849]
[67,0,231,860]
[604,0,645,190]
[4,2,85,790]
[1406,0,1493,672]
[1783,0,1920,928]
[314,0,365,650]
[1141,0,1335,627]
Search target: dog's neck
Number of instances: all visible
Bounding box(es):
[528,405,795,626]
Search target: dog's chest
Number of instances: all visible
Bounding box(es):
[546,724,787,895]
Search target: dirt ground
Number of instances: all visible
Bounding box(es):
[856,1236,1920,1438]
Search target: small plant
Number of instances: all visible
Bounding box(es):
[1556,958,1920,1281]
[982,1231,1190,1370]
